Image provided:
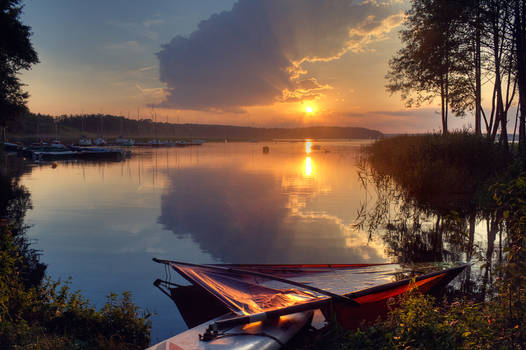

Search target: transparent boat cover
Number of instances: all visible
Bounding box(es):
[166,262,452,316]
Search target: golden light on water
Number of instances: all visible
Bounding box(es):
[305,141,312,154]
[304,156,312,176]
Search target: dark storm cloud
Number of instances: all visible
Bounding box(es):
[157,0,401,111]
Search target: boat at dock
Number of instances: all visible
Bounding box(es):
[1,142,21,152]
[114,138,135,147]
[94,137,107,146]
[23,141,77,160]
[151,260,467,349]
[78,136,92,146]
[72,146,130,161]
[21,143,130,162]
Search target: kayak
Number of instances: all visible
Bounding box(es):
[151,260,467,349]
[146,311,313,350]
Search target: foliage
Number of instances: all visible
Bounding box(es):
[0,159,152,350]
[4,112,383,142]
[386,0,471,134]
[333,138,526,350]
[0,223,152,349]
[365,132,508,213]
[0,0,39,128]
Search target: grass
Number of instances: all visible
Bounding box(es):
[364,132,510,213]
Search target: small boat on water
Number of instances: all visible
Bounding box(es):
[23,141,77,160]
[94,137,107,146]
[190,139,205,146]
[150,260,467,350]
[1,142,20,152]
[71,146,130,161]
[79,136,92,146]
[114,137,135,147]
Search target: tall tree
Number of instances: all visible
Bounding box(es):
[513,0,526,163]
[0,0,38,143]
[386,0,470,135]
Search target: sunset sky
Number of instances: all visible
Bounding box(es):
[21,0,472,133]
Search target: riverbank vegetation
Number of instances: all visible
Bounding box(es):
[319,132,526,349]
[0,155,151,349]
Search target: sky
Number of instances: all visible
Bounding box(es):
[20,0,473,133]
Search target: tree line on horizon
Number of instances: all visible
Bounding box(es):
[6,112,383,141]
[387,0,526,160]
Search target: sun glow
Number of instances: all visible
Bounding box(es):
[304,156,312,176]
[305,141,312,154]
[305,106,313,113]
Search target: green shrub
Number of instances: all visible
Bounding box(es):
[0,222,151,350]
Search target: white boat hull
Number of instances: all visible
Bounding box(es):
[147,311,313,350]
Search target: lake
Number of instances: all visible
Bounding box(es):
[16,140,489,343]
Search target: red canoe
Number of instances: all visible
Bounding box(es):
[153,259,467,332]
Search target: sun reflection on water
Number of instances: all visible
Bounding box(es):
[304,156,312,177]
[305,141,312,154]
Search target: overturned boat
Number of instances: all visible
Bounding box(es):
[150,260,467,350]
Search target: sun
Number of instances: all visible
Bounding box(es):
[305,106,313,114]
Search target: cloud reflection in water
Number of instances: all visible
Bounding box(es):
[158,150,386,263]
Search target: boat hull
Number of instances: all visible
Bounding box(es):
[147,311,313,350]
[323,265,465,329]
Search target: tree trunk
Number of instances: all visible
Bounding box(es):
[441,80,448,135]
[515,0,526,164]
[491,10,505,147]
[467,214,476,260]
[475,0,482,135]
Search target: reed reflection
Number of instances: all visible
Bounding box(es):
[357,158,506,301]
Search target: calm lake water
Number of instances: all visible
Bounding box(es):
[18,140,389,342]
[17,141,489,343]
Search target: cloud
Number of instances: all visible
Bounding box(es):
[135,84,167,103]
[157,0,402,112]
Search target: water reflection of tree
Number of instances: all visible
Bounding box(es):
[0,154,46,288]
[356,161,505,300]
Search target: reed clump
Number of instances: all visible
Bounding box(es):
[365,132,509,212]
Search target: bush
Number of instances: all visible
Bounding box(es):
[0,222,151,350]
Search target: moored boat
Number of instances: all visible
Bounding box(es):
[1,142,20,152]
[151,260,467,349]
[72,146,130,161]
[114,137,135,147]
[79,136,92,146]
[94,137,107,146]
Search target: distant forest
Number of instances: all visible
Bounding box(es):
[5,113,383,141]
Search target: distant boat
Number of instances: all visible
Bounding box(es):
[190,139,205,146]
[94,138,107,146]
[50,139,67,149]
[148,139,164,147]
[79,136,92,146]
[174,140,190,147]
[25,142,77,160]
[1,142,20,152]
[115,137,135,147]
